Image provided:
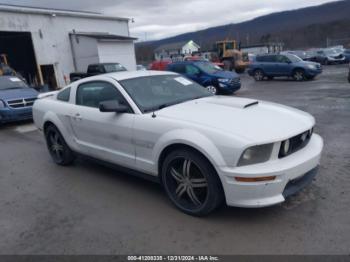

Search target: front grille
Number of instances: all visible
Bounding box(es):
[279,129,313,158]
[7,97,37,109]
[230,78,241,85]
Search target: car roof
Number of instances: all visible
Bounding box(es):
[104,70,178,81]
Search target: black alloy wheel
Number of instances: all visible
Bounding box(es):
[161,149,223,216]
[45,125,75,166]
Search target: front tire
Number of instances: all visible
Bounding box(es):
[45,125,75,166]
[206,85,218,95]
[161,149,224,216]
[293,69,305,81]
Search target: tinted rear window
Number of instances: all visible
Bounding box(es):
[256,55,275,62]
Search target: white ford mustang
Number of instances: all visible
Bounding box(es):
[33,71,323,216]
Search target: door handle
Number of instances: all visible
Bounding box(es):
[73,113,83,121]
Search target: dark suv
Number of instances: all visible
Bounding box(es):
[167,61,241,95]
[248,54,322,81]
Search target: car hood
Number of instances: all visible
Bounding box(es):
[211,70,239,79]
[296,61,319,66]
[0,88,39,101]
[157,96,315,144]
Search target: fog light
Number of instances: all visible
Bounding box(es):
[235,176,276,182]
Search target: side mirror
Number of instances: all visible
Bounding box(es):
[99,100,129,113]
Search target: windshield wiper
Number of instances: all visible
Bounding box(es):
[2,87,23,90]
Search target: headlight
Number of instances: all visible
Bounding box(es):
[280,139,291,157]
[218,78,230,83]
[307,64,317,69]
[237,144,274,167]
[0,100,6,109]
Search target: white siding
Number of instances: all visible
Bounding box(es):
[0,10,134,87]
[181,42,199,55]
[72,36,99,72]
[97,41,136,71]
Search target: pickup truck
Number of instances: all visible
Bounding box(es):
[70,63,127,82]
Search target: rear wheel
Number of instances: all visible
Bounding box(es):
[45,125,75,166]
[235,68,245,74]
[161,149,224,216]
[293,69,305,81]
[253,69,264,81]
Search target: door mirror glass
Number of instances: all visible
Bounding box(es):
[99,100,129,113]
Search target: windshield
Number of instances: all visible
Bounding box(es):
[0,77,28,90]
[324,49,338,56]
[120,75,213,113]
[195,62,222,74]
[285,54,303,63]
[104,64,127,73]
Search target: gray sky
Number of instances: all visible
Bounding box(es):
[0,0,339,40]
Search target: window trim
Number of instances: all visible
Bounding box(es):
[75,80,134,113]
[57,87,71,102]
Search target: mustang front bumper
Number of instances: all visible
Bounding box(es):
[218,134,323,208]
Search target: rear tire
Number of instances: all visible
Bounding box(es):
[235,68,245,74]
[161,149,224,216]
[45,125,75,166]
[253,69,264,81]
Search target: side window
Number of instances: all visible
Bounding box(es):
[57,87,71,102]
[76,81,131,112]
[276,55,290,63]
[186,65,200,75]
[257,56,272,62]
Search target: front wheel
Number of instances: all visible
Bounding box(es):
[45,125,75,166]
[293,69,305,81]
[161,149,224,216]
[206,85,218,95]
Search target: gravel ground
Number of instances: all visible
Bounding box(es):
[0,65,349,255]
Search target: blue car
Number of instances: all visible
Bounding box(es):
[343,49,350,62]
[167,61,241,95]
[248,53,322,81]
[0,76,38,124]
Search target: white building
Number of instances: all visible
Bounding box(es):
[154,40,200,60]
[0,4,137,89]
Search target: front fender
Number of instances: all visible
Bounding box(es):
[153,129,227,172]
[42,111,75,148]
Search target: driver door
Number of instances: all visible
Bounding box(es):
[275,55,292,76]
[69,80,135,167]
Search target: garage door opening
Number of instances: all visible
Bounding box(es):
[40,64,58,90]
[0,31,39,86]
